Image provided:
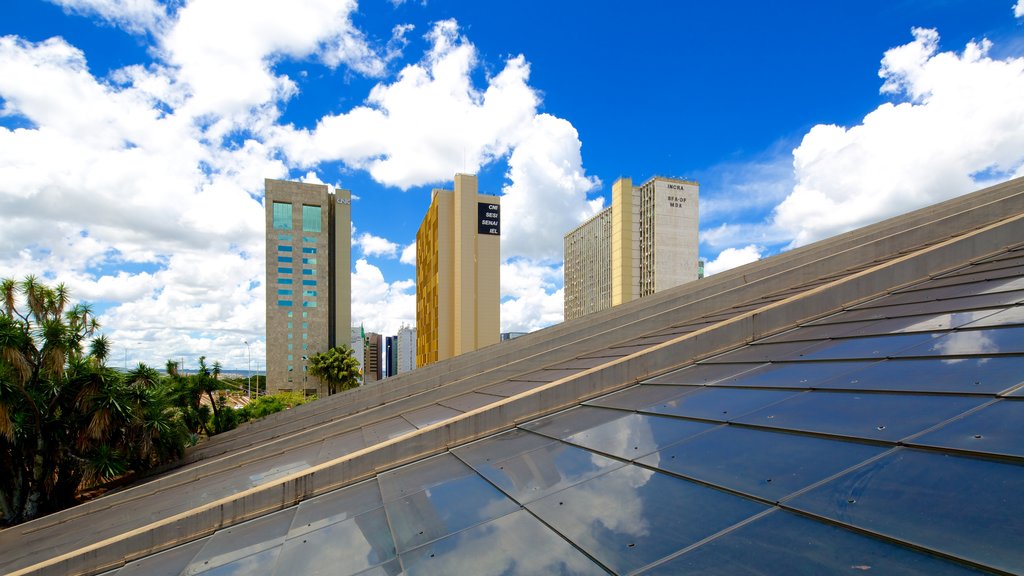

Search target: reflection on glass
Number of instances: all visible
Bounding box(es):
[399,509,604,575]
[910,400,1024,459]
[642,509,986,575]
[636,426,887,502]
[899,326,1024,357]
[734,391,986,442]
[274,507,395,575]
[792,333,940,361]
[817,356,1024,394]
[585,384,699,412]
[715,361,876,389]
[183,508,296,575]
[194,545,282,576]
[640,387,802,422]
[563,412,718,462]
[290,479,383,536]
[645,363,764,385]
[788,448,1024,574]
[116,538,209,576]
[526,465,766,574]
[521,405,631,440]
[959,305,1024,328]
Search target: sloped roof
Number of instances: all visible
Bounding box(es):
[3,176,1024,575]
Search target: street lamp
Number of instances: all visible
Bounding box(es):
[243,340,252,399]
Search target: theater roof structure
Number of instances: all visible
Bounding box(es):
[4,177,1024,575]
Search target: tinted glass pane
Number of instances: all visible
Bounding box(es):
[959,305,1024,328]
[378,454,518,551]
[897,326,1024,357]
[585,384,699,411]
[639,387,802,422]
[290,479,382,535]
[521,405,633,439]
[460,437,624,504]
[184,508,296,575]
[402,404,461,429]
[715,360,877,389]
[116,538,208,576]
[642,509,987,575]
[561,412,718,460]
[758,321,883,343]
[636,426,887,502]
[453,428,557,469]
[194,545,281,576]
[302,204,321,232]
[825,290,1024,323]
[703,340,826,363]
[817,356,1024,394]
[792,333,941,361]
[836,310,1004,338]
[274,507,395,576]
[735,391,986,442]
[526,466,767,574]
[645,363,764,385]
[909,400,1024,458]
[788,448,1024,574]
[399,509,604,576]
[272,201,292,230]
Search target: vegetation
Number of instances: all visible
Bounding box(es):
[0,277,190,524]
[307,345,362,395]
[238,391,315,422]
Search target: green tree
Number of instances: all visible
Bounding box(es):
[307,345,361,395]
[0,277,189,524]
[238,391,315,422]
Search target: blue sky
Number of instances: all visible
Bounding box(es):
[1,0,1023,370]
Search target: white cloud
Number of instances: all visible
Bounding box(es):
[500,259,564,332]
[47,0,168,34]
[771,28,1024,248]
[703,245,763,276]
[350,259,415,335]
[1015,1,1024,18]
[356,232,399,258]
[400,243,416,265]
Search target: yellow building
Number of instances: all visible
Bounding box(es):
[565,176,699,320]
[416,174,500,366]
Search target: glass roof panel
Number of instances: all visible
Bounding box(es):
[712,360,878,389]
[521,405,632,439]
[635,426,887,502]
[398,509,605,576]
[315,429,367,464]
[908,400,1024,458]
[183,508,296,575]
[451,428,557,469]
[641,509,987,575]
[289,478,383,537]
[377,453,475,503]
[274,507,395,576]
[897,326,1024,357]
[637,387,804,422]
[817,356,1024,394]
[820,290,1024,324]
[958,305,1024,328]
[789,333,942,361]
[114,538,208,576]
[457,435,625,504]
[733,391,987,442]
[787,448,1024,574]
[584,384,700,411]
[561,412,719,460]
[526,465,767,575]
[402,404,461,429]
[703,340,827,363]
[380,459,519,552]
[193,545,281,576]
[644,362,764,385]
[437,392,504,413]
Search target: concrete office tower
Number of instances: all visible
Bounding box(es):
[365,332,383,382]
[416,174,500,367]
[384,336,397,377]
[396,324,416,374]
[564,176,698,320]
[265,179,351,396]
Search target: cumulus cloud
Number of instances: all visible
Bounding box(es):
[350,259,415,335]
[48,0,168,34]
[703,245,763,276]
[771,28,1024,248]
[356,232,399,258]
[500,259,564,332]
[1016,1,1024,18]
[400,243,416,265]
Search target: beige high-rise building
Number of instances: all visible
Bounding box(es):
[265,179,351,396]
[564,176,698,320]
[416,174,500,366]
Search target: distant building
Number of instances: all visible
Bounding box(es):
[564,176,699,320]
[384,335,397,378]
[416,174,500,366]
[264,179,351,396]
[396,325,416,374]
[350,326,365,384]
[364,332,383,382]
[500,332,528,341]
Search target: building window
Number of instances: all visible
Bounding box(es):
[287,354,293,361]
[279,245,293,252]
[303,344,309,350]
[302,257,317,265]
[288,333,293,340]
[302,312,308,318]
[303,236,316,243]
[303,290,317,297]
[279,278,293,285]
[288,365,293,372]
[302,205,321,233]
[278,289,293,296]
[278,267,292,274]
[278,256,292,263]
[302,322,309,329]
[278,299,292,306]
[287,343,293,350]
[302,333,309,340]
[302,269,314,275]
[302,279,316,286]
[302,247,317,254]
[287,322,293,329]
[277,234,292,241]
[303,301,317,308]
[287,311,293,318]
[272,202,292,230]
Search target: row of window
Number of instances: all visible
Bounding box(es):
[277,290,319,297]
[278,279,317,286]
[276,268,318,275]
[277,234,319,243]
[276,300,319,307]
[272,203,322,233]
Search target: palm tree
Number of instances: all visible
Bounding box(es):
[307,345,362,395]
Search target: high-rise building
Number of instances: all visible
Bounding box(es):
[564,176,698,320]
[264,179,351,396]
[416,174,500,366]
[396,324,416,374]
[364,332,382,382]
[384,336,397,377]
[350,325,365,385]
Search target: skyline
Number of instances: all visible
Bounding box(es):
[1,0,1024,370]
